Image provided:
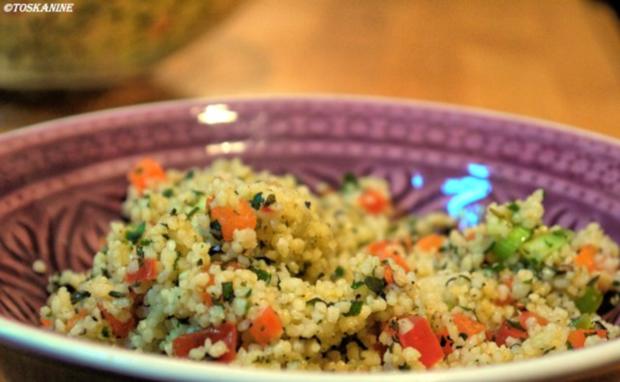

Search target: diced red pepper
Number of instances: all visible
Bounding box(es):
[211,200,257,242]
[453,313,486,336]
[249,306,283,346]
[494,321,528,346]
[173,323,238,362]
[99,304,136,339]
[568,329,607,349]
[125,258,159,284]
[128,158,166,193]
[398,315,444,368]
[435,328,454,356]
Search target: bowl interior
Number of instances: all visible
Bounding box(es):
[1,97,620,326]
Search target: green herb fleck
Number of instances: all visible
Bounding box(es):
[507,202,520,213]
[222,281,234,302]
[250,267,272,283]
[125,222,146,244]
[187,206,199,218]
[162,189,174,198]
[108,291,126,298]
[304,201,311,209]
[184,170,195,180]
[331,266,345,280]
[140,239,152,246]
[250,192,265,210]
[351,281,364,289]
[264,194,276,207]
[306,297,327,306]
[210,220,223,240]
[364,276,386,294]
[208,244,223,255]
[507,319,525,331]
[344,300,363,317]
[101,327,110,338]
[70,290,91,305]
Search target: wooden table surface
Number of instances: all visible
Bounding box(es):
[1,1,620,381]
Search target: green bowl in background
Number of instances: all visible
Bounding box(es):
[0,0,241,90]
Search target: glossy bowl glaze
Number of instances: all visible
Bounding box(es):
[1,96,620,381]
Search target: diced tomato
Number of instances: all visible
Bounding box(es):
[518,311,548,329]
[125,258,159,284]
[358,188,389,214]
[211,200,257,242]
[99,304,136,339]
[453,313,486,336]
[416,234,444,252]
[575,245,597,273]
[568,329,607,349]
[435,328,454,356]
[494,321,528,346]
[173,323,238,362]
[383,265,394,284]
[398,315,444,368]
[128,158,166,193]
[249,306,283,346]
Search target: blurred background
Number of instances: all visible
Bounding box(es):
[0,0,618,135]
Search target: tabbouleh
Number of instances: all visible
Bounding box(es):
[39,158,620,371]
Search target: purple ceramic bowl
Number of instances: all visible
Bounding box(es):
[1,96,620,381]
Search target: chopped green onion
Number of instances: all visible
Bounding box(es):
[125,222,146,244]
[492,226,532,262]
[344,300,363,317]
[575,286,603,314]
[521,230,570,263]
[364,276,386,294]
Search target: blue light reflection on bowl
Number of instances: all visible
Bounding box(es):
[440,163,492,229]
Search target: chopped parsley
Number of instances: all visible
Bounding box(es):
[70,290,91,305]
[306,297,328,306]
[331,266,345,280]
[162,188,174,198]
[250,192,265,210]
[264,194,276,207]
[208,243,223,256]
[125,222,146,244]
[364,276,386,295]
[108,291,126,298]
[222,281,234,301]
[210,220,223,240]
[344,300,363,317]
[351,280,364,289]
[250,267,272,283]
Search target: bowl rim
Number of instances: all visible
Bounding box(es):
[2,94,620,381]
